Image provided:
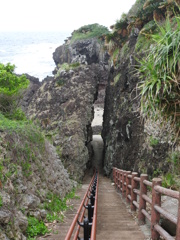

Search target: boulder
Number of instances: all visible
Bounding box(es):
[0,209,12,224]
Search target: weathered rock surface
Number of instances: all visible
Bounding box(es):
[102,29,177,177]
[0,133,72,239]
[27,38,109,181]
[53,38,109,66]
[21,74,41,112]
[27,65,104,180]
[0,31,109,238]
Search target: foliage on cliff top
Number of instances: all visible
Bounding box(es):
[70,23,109,43]
[136,16,180,136]
[105,0,180,55]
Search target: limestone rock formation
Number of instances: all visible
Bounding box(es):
[27,37,109,181]
[53,38,109,66]
[0,132,72,239]
[102,1,180,180]
[20,74,41,112]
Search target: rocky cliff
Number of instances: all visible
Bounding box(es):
[26,25,109,181]
[0,117,72,239]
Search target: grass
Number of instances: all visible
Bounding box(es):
[114,73,121,85]
[43,188,79,222]
[70,23,109,43]
[0,113,45,180]
[26,188,80,239]
[55,62,80,80]
[149,136,159,146]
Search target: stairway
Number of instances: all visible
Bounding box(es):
[37,175,92,240]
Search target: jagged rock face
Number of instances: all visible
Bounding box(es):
[26,38,109,181]
[0,133,72,239]
[27,64,104,180]
[21,74,41,112]
[53,38,109,66]
[102,34,172,176]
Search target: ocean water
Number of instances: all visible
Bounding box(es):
[0,31,71,81]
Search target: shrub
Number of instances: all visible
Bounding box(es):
[136,17,180,133]
[115,14,129,31]
[70,24,109,43]
[26,217,49,238]
[0,63,29,119]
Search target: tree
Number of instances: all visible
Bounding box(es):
[0,63,29,119]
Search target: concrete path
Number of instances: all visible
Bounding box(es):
[96,175,146,240]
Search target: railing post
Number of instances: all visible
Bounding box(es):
[151,178,162,240]
[113,168,115,182]
[126,171,131,203]
[131,172,138,211]
[138,174,148,225]
[119,169,122,193]
[122,170,126,198]
[118,169,120,191]
[115,168,118,188]
[176,191,180,240]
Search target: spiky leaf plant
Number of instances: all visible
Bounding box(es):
[137,17,180,134]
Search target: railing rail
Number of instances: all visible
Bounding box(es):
[65,170,98,240]
[90,172,99,240]
[113,167,180,240]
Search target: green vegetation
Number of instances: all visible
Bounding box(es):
[112,48,119,63]
[56,78,65,86]
[120,42,129,60]
[0,113,45,180]
[44,188,79,222]
[152,151,180,189]
[26,217,49,239]
[114,73,121,85]
[0,194,3,208]
[115,13,128,31]
[136,17,180,133]
[55,62,80,80]
[58,62,80,71]
[0,63,29,120]
[25,188,80,239]
[162,173,176,189]
[149,136,159,146]
[70,24,109,43]
[105,0,180,57]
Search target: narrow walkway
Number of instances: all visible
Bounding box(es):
[96,175,146,240]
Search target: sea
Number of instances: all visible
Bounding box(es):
[0,31,71,81]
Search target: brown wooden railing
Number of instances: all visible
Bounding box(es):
[113,167,180,240]
[65,171,98,240]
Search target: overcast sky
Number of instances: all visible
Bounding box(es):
[0,0,136,32]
